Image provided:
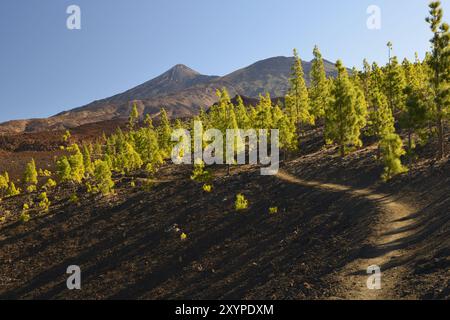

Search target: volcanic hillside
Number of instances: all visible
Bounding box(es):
[0,57,338,134]
[0,127,448,299]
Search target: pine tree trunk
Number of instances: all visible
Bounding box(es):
[408,131,413,178]
[340,143,345,158]
[377,136,381,160]
[437,115,444,160]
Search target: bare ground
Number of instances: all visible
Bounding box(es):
[0,129,448,300]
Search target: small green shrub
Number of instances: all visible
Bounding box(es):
[93,160,114,195]
[39,169,52,177]
[38,192,50,212]
[69,194,79,204]
[43,178,57,190]
[20,203,30,223]
[269,207,278,214]
[380,133,408,181]
[190,161,211,182]
[202,184,212,193]
[235,193,248,211]
[24,159,38,186]
[6,182,20,197]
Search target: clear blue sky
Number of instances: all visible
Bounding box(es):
[1,0,448,122]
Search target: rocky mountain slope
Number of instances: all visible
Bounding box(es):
[0,57,338,134]
[0,128,447,299]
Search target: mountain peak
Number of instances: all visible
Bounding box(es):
[165,64,200,80]
[171,63,197,71]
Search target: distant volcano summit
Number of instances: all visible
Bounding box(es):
[0,56,339,133]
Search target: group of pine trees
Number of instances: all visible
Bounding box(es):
[1,1,448,218]
[0,103,170,215]
[277,1,448,180]
[55,103,169,195]
[0,171,20,199]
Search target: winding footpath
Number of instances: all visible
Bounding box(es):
[276,170,417,300]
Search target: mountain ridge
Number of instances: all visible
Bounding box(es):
[0,56,339,134]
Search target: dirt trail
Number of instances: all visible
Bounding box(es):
[276,169,417,300]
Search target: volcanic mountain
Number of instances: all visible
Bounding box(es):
[0,56,339,134]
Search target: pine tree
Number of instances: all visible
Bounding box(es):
[371,62,385,92]
[212,89,244,172]
[6,181,20,197]
[400,57,432,166]
[380,133,408,181]
[254,93,274,129]
[133,127,163,173]
[0,171,9,191]
[286,49,312,128]
[38,192,50,212]
[158,108,172,158]
[325,60,367,157]
[235,95,251,129]
[93,141,103,159]
[82,145,94,177]
[354,74,369,132]
[271,103,283,128]
[198,107,210,129]
[208,89,230,130]
[401,86,430,164]
[360,59,372,101]
[93,160,114,195]
[20,203,30,223]
[103,154,113,170]
[24,159,38,187]
[367,88,395,158]
[114,142,143,174]
[426,1,450,159]
[309,46,330,120]
[129,102,139,130]
[385,54,406,113]
[207,89,244,168]
[0,172,9,199]
[62,130,71,143]
[144,114,154,129]
[276,109,298,155]
[67,144,85,183]
[56,156,72,182]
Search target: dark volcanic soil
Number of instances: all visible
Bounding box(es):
[0,163,377,299]
[0,129,448,299]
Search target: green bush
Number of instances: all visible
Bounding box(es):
[38,192,50,212]
[269,207,278,214]
[202,184,212,193]
[93,160,114,195]
[380,133,408,181]
[235,193,249,211]
[191,161,211,182]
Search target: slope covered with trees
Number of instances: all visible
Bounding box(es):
[0,1,448,300]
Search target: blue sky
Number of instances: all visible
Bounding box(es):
[0,0,448,122]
